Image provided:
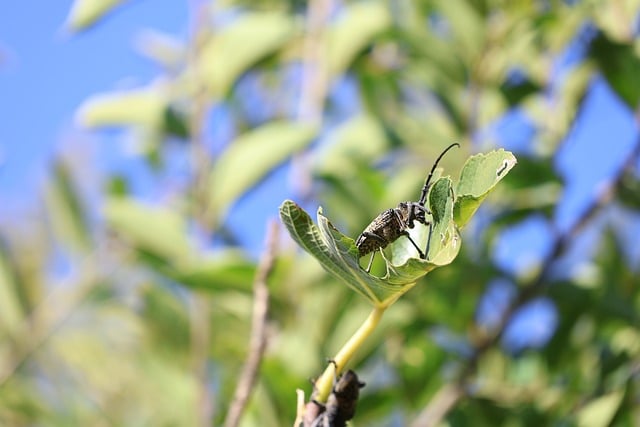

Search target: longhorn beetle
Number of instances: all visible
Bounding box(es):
[355,143,459,273]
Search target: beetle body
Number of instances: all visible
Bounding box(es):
[355,143,460,273]
[356,201,426,251]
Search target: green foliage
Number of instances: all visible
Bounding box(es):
[2,1,639,426]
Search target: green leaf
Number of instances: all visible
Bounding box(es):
[388,177,461,273]
[199,12,296,98]
[500,76,541,107]
[589,32,640,109]
[454,149,517,228]
[65,0,127,31]
[576,390,625,427]
[618,170,640,209]
[434,0,485,59]
[104,197,191,263]
[168,252,256,292]
[135,29,186,70]
[44,161,91,252]
[163,106,190,139]
[0,244,24,334]
[76,87,167,129]
[326,2,391,79]
[209,121,317,223]
[314,114,388,177]
[279,182,458,308]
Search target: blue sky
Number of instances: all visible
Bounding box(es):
[0,1,186,218]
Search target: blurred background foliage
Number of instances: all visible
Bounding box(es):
[1,0,640,426]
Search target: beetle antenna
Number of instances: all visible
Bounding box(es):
[418,143,460,206]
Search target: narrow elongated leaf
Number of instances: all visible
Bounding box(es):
[104,198,191,263]
[44,162,91,252]
[326,2,391,78]
[77,88,167,129]
[199,12,296,97]
[454,149,517,228]
[314,114,388,176]
[169,252,256,292]
[434,0,485,59]
[135,29,186,70]
[576,390,625,427]
[66,0,127,31]
[0,245,24,334]
[209,121,317,223]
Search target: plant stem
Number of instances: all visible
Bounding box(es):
[313,305,386,402]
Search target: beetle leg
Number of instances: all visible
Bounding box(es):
[401,230,425,259]
[360,232,387,273]
[415,203,431,217]
[361,231,386,244]
[365,252,376,273]
[423,221,433,260]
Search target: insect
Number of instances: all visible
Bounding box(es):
[355,143,459,273]
[311,363,365,427]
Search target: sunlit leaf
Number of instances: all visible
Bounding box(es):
[591,0,640,43]
[314,114,388,176]
[199,12,296,98]
[576,390,625,427]
[326,2,391,78]
[135,29,186,70]
[434,0,485,59]
[65,0,128,31]
[104,197,191,263]
[454,149,517,228]
[141,285,190,351]
[209,121,317,223]
[76,87,167,129]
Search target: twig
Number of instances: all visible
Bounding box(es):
[297,0,331,124]
[311,306,386,404]
[292,0,332,203]
[224,220,279,427]
[410,384,465,427]
[185,3,219,424]
[413,131,640,425]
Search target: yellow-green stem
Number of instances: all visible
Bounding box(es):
[314,305,386,403]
